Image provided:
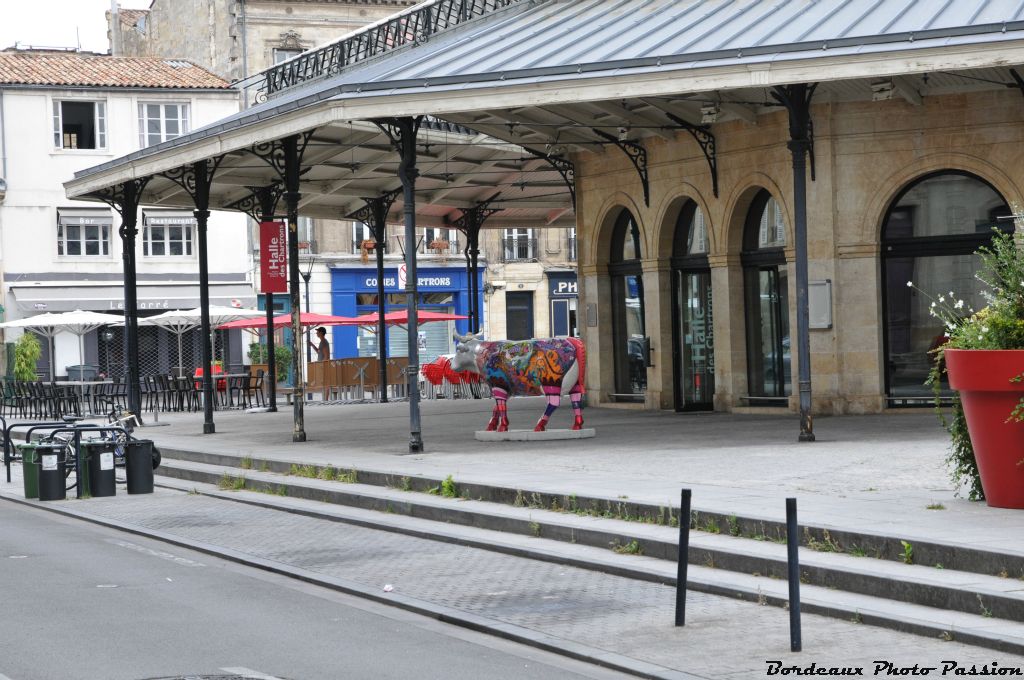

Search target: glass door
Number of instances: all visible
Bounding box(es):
[746,266,791,400]
[675,269,714,410]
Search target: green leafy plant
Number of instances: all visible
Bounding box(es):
[612,539,643,555]
[900,540,914,565]
[13,332,42,381]
[917,226,1024,500]
[440,474,458,498]
[248,341,292,379]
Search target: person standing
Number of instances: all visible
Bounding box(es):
[310,326,330,361]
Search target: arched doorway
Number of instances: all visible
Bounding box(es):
[609,209,647,401]
[742,190,791,405]
[882,171,1011,404]
[671,201,714,411]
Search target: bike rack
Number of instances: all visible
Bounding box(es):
[4,420,67,484]
[3,421,126,498]
[31,425,128,499]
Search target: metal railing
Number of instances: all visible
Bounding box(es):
[500,237,537,262]
[257,0,523,101]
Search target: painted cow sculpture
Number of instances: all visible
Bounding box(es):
[452,334,586,432]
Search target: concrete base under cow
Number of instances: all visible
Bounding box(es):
[475,428,596,442]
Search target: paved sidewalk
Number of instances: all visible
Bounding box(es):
[5,484,1024,679]
[134,398,1024,556]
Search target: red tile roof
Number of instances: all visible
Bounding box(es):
[117,8,149,29]
[0,52,230,89]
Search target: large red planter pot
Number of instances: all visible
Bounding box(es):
[944,349,1024,509]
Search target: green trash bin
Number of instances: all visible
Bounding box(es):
[17,443,39,499]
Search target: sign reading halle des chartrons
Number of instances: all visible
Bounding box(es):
[260,221,288,294]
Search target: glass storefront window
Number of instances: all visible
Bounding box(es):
[610,210,646,398]
[742,190,791,403]
[882,171,1010,402]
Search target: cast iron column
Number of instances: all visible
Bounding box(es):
[283,135,306,442]
[193,162,217,434]
[773,84,817,443]
[376,117,423,452]
[114,180,148,420]
[453,195,502,335]
[256,187,281,412]
[347,189,400,402]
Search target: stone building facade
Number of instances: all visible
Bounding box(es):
[573,88,1023,414]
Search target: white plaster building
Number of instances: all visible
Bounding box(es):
[0,49,249,378]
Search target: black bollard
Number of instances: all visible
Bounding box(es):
[675,488,691,626]
[786,497,802,652]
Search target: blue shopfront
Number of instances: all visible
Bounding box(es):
[331,265,482,363]
[546,270,579,338]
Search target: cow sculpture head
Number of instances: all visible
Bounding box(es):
[451,333,485,373]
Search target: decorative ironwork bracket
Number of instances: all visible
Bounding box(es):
[771,84,818,182]
[1011,69,1024,100]
[522,148,576,209]
[663,113,720,197]
[346,187,402,241]
[451,192,503,241]
[159,156,227,211]
[225,184,285,222]
[88,177,152,238]
[243,130,317,184]
[593,129,649,206]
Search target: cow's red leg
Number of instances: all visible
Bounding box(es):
[497,400,509,432]
[570,392,584,431]
[535,394,560,432]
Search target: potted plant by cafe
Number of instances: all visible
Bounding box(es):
[924,227,1024,509]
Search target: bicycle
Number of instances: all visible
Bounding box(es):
[106,407,162,471]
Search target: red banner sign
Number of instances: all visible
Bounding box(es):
[260,221,288,294]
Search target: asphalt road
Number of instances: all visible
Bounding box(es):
[0,501,629,680]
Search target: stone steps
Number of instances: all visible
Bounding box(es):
[155,453,1024,655]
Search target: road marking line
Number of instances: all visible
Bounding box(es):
[220,667,286,680]
[109,539,204,567]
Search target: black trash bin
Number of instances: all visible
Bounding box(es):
[125,440,155,494]
[36,444,66,501]
[82,440,116,498]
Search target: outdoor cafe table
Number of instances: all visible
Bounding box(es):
[54,380,112,416]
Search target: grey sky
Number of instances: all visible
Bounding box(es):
[0,1,151,54]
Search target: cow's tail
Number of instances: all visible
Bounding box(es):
[567,337,586,394]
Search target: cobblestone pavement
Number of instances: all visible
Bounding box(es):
[33,487,1024,679]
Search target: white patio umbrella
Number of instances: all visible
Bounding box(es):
[136,305,264,370]
[0,309,123,380]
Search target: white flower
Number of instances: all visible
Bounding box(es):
[906,281,913,287]
[949,291,955,297]
[938,296,946,303]
[954,300,964,309]
[981,326,989,333]
[931,302,936,308]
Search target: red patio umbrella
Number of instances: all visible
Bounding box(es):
[216,312,360,330]
[348,309,467,326]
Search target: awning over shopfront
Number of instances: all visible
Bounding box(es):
[10,283,256,313]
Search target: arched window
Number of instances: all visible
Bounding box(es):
[882,171,1011,403]
[671,201,714,410]
[609,210,646,399]
[742,191,790,403]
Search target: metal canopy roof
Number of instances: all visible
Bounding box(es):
[65,0,1024,218]
[98,120,573,227]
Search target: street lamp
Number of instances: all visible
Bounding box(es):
[300,255,316,364]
